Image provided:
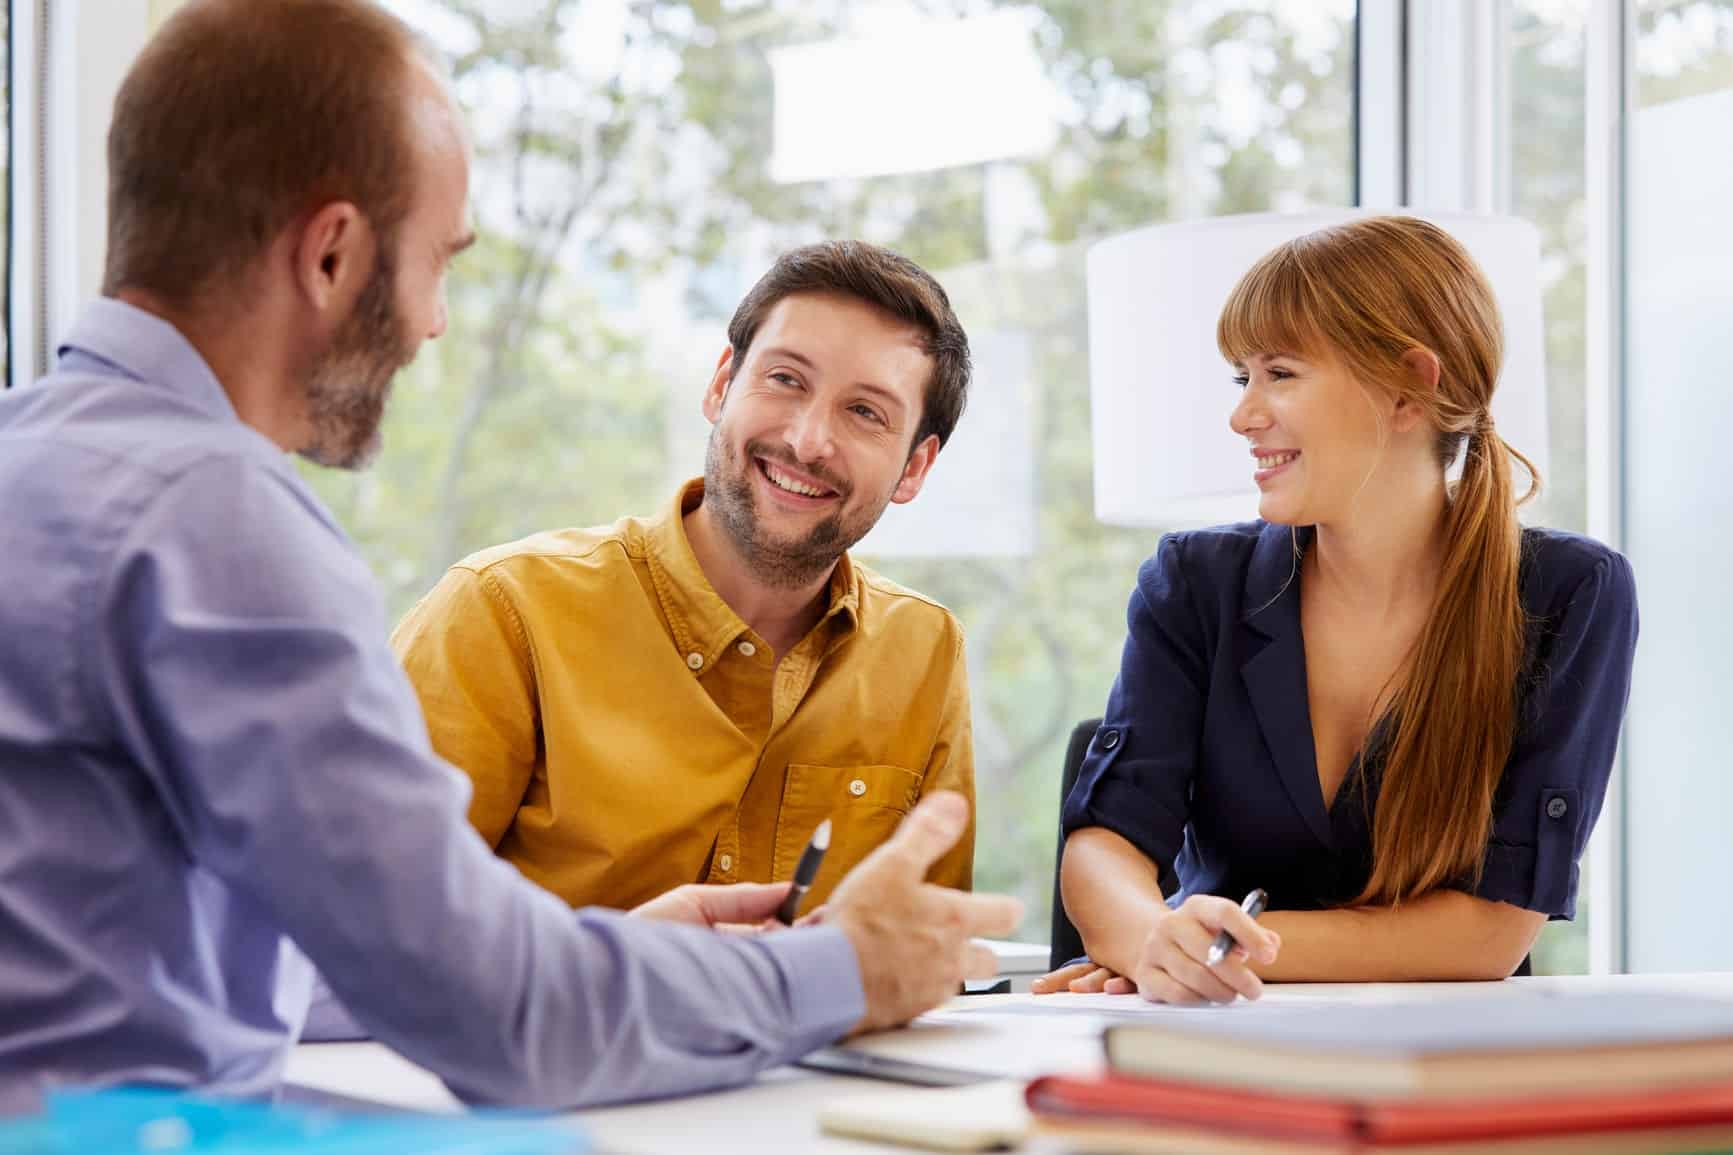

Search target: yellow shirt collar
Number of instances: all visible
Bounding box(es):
[644,478,861,663]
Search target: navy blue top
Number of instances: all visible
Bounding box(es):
[1063,521,1638,920]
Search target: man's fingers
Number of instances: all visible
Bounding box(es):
[714,921,771,937]
[945,890,1024,938]
[880,792,971,877]
[963,942,998,980]
[1103,975,1137,995]
[690,881,792,925]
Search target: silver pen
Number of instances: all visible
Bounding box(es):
[1205,888,1269,967]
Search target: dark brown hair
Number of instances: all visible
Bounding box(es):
[1218,215,1540,906]
[727,241,972,450]
[104,0,424,304]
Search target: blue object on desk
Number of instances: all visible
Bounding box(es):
[0,1088,586,1154]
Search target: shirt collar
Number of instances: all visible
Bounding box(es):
[645,477,861,664]
[56,298,240,425]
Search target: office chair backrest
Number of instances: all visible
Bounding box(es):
[1050,718,1101,971]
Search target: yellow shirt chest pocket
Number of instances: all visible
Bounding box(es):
[774,763,922,899]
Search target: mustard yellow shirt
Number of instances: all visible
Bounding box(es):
[392,479,974,911]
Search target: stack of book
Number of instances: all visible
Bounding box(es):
[1027,991,1733,1153]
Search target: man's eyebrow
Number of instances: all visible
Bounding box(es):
[853,380,908,415]
[759,345,816,370]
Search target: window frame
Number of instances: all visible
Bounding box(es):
[6,0,148,390]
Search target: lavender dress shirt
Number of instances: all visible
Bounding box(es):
[0,299,864,1114]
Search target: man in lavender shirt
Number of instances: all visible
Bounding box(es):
[0,0,1020,1115]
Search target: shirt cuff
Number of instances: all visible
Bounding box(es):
[757,925,865,1060]
[1476,840,1579,920]
[1063,775,1185,877]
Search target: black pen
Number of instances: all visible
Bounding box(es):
[1205,888,1269,967]
[775,818,832,925]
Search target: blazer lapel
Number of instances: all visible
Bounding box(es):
[1237,525,1335,849]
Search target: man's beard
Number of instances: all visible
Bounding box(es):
[703,431,892,590]
[299,247,414,471]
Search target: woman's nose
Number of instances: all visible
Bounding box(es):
[1229,386,1267,437]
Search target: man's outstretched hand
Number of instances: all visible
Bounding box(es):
[826,792,1023,1034]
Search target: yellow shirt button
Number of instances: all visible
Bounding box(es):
[718,854,733,872]
[686,652,704,670]
[737,641,756,657]
[849,779,867,797]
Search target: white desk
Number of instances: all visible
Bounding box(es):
[283,973,1733,1154]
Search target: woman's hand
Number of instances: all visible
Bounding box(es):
[1030,960,1136,995]
[1131,895,1280,1004]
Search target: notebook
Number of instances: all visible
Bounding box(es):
[816,1080,1030,1151]
[1027,1071,1733,1154]
[1103,990,1733,1100]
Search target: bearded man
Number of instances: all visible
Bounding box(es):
[395,241,978,911]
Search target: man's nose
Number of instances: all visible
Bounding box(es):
[783,402,836,462]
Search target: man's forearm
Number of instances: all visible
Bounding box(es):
[291,800,867,1109]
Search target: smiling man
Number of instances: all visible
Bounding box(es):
[395,242,977,910]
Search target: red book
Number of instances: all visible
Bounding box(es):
[1027,1071,1733,1152]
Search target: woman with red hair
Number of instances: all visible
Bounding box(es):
[1044,216,1637,1003]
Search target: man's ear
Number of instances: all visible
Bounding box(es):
[890,434,941,505]
[701,346,736,424]
[293,201,369,319]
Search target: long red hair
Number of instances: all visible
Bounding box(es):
[1217,215,1540,905]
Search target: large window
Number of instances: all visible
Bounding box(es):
[311,0,1358,938]
[1621,0,1733,972]
[1508,0,1590,973]
[1507,0,1733,974]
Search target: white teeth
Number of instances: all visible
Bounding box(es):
[1256,451,1299,470]
[763,462,828,498]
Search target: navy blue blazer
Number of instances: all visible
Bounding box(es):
[1063,521,1638,919]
